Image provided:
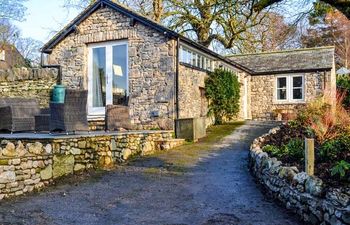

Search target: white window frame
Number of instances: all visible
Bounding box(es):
[275,74,305,103]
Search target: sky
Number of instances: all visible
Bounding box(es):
[14,0,80,43]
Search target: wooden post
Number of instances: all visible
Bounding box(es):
[305,138,315,176]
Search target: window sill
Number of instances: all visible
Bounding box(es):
[273,100,306,105]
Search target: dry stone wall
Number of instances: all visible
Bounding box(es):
[250,127,350,225]
[49,7,176,129]
[0,67,57,107]
[0,131,183,200]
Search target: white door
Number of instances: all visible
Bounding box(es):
[88,41,128,117]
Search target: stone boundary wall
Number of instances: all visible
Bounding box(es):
[0,67,58,107]
[249,127,350,225]
[0,131,183,200]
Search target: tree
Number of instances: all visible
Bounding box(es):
[165,0,268,49]
[0,19,42,67]
[0,0,27,21]
[205,69,240,124]
[254,0,350,19]
[228,12,298,53]
[0,19,20,44]
[302,10,350,68]
[16,37,43,66]
[64,0,164,22]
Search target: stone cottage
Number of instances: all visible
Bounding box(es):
[41,0,336,129]
[228,47,336,120]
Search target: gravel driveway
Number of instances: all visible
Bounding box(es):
[0,121,304,225]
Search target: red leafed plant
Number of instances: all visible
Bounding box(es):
[298,91,350,144]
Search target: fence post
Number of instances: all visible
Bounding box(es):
[305,138,315,176]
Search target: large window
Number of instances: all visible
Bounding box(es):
[276,75,304,102]
[179,45,213,71]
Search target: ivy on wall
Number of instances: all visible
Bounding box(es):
[205,69,240,124]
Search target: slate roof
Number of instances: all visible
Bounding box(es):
[227,47,335,75]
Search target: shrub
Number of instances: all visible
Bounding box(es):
[296,92,350,143]
[320,139,342,161]
[205,69,240,124]
[284,138,304,160]
[262,145,284,157]
[331,160,350,178]
[262,138,304,161]
[320,135,350,161]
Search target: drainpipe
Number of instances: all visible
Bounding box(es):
[40,53,63,85]
[175,37,180,138]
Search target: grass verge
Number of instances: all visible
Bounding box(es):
[134,121,245,174]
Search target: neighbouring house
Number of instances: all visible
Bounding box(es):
[0,43,27,69]
[40,0,336,130]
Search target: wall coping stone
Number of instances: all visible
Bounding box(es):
[0,130,174,140]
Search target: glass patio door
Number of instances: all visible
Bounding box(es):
[88,41,128,117]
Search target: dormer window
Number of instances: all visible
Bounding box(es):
[0,50,5,61]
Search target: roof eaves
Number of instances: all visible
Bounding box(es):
[252,67,333,76]
[226,46,335,58]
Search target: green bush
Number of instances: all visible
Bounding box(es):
[205,69,240,124]
[262,145,284,158]
[262,139,304,161]
[320,135,350,161]
[320,139,342,161]
[284,138,304,160]
[331,160,350,178]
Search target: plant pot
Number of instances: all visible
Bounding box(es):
[52,85,66,103]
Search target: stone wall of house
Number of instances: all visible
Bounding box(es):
[0,68,57,107]
[250,71,331,120]
[48,7,176,129]
[250,127,350,225]
[178,65,208,119]
[0,131,183,200]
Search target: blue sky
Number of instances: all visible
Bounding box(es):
[14,0,80,43]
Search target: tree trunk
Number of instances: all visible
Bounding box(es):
[153,0,163,22]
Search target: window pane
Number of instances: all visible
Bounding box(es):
[277,77,287,88]
[277,89,287,100]
[112,44,128,105]
[92,47,106,107]
[187,51,192,64]
[293,76,303,88]
[293,88,303,100]
[192,53,197,66]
